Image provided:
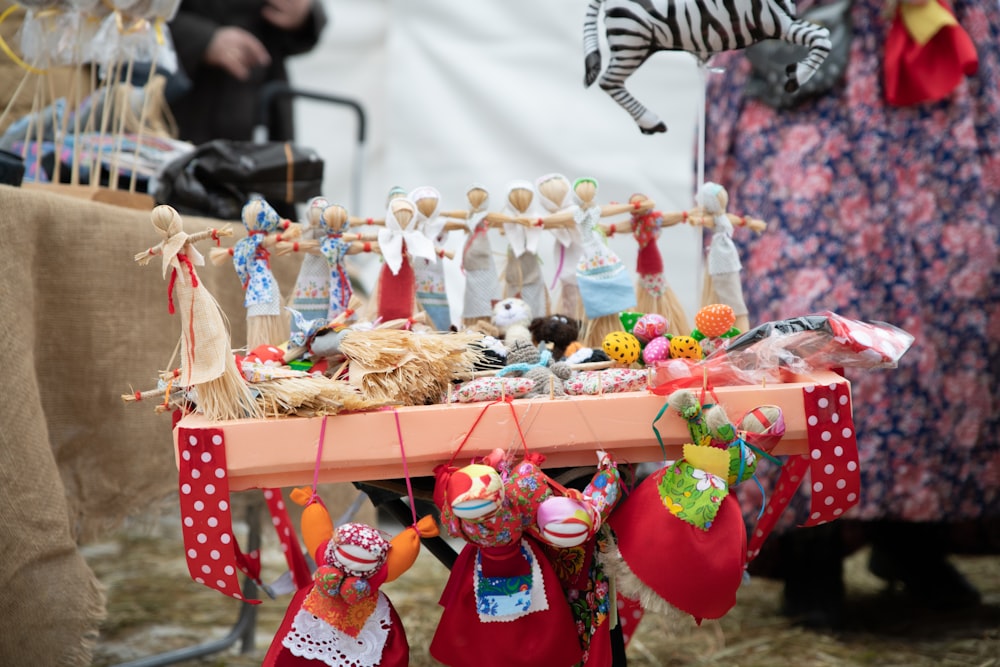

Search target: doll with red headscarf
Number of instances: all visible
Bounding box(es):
[264,488,438,667]
[430,449,584,667]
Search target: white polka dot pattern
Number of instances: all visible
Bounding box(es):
[177,427,261,605]
[746,381,861,561]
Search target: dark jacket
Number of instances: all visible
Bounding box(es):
[168,0,327,145]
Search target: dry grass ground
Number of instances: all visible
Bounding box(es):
[84,494,1000,667]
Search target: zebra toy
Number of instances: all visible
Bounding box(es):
[583,0,832,134]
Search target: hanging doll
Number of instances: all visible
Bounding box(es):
[430,448,585,667]
[264,487,439,667]
[410,186,465,330]
[211,197,300,351]
[373,196,438,324]
[535,451,623,667]
[287,197,332,333]
[439,184,524,328]
[134,204,261,421]
[598,390,772,624]
[278,203,380,323]
[535,173,585,322]
[500,180,549,321]
[535,178,653,348]
[697,182,751,333]
[600,194,691,336]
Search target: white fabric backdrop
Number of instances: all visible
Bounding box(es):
[290,0,710,325]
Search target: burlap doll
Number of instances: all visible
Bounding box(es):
[536,173,585,322]
[500,180,549,320]
[264,487,439,667]
[430,449,584,667]
[287,197,331,332]
[134,205,260,420]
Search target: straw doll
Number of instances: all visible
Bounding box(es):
[374,196,437,323]
[430,450,584,667]
[277,203,380,324]
[535,178,653,348]
[536,173,585,322]
[264,487,439,667]
[135,205,260,421]
[500,180,549,321]
[410,186,465,330]
[211,197,300,350]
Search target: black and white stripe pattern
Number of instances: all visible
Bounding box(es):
[583,0,832,134]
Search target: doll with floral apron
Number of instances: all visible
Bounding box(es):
[431,446,584,667]
[535,451,622,667]
[288,197,332,334]
[410,186,457,330]
[265,487,439,667]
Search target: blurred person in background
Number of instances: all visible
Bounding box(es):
[702,0,999,628]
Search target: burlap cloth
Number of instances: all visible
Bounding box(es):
[0,184,330,665]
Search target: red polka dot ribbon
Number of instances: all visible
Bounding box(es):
[261,488,312,590]
[747,381,860,561]
[177,427,260,603]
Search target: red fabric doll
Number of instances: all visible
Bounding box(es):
[430,451,584,667]
[264,488,438,667]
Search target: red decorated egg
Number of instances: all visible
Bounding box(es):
[632,313,668,343]
[695,304,736,338]
[602,331,641,364]
[642,336,670,365]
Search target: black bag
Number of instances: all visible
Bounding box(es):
[154,139,324,220]
[744,0,853,109]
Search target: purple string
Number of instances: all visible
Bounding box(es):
[393,410,419,526]
[550,243,566,290]
[310,415,328,505]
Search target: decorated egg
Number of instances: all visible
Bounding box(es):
[537,496,594,548]
[632,313,668,343]
[642,336,670,365]
[669,335,703,360]
[618,311,643,334]
[695,303,737,338]
[602,331,642,365]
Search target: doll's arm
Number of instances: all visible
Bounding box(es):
[599,219,634,236]
[346,240,380,255]
[385,515,440,583]
[290,487,333,559]
[438,210,470,220]
[349,216,386,227]
[599,198,655,218]
[691,212,768,233]
[274,239,321,256]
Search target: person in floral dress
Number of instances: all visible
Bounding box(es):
[702,0,999,626]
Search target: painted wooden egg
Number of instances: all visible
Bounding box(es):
[669,335,704,360]
[602,331,642,364]
[642,336,670,365]
[695,303,736,338]
[632,313,669,343]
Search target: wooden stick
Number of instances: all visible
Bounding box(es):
[108,52,135,191]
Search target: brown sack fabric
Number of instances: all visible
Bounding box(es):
[0,185,304,664]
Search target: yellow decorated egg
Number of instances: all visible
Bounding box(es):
[602,331,641,364]
[669,335,703,360]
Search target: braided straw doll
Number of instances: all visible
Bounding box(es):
[698,182,750,333]
[535,172,585,322]
[287,197,332,333]
[500,180,549,320]
[135,205,260,421]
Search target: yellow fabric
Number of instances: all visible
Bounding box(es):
[385,515,439,582]
[901,1,958,46]
[683,443,730,479]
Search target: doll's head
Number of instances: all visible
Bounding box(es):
[492,298,533,342]
[537,495,596,548]
[409,186,441,220]
[304,196,330,231]
[242,197,280,233]
[697,182,729,215]
[389,197,416,229]
[467,184,489,211]
[535,173,572,213]
[505,181,535,214]
[324,522,391,577]
[447,463,504,520]
[572,177,598,207]
[320,204,350,236]
[506,339,542,367]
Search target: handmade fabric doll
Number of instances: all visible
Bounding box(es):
[135,205,260,421]
[536,451,623,666]
[496,340,573,398]
[599,392,757,623]
[410,185,459,330]
[698,182,749,333]
[288,197,332,332]
[374,196,436,323]
[430,451,584,667]
[264,487,439,667]
[500,180,549,320]
[529,314,581,362]
[536,173,585,321]
[314,204,378,321]
[220,197,299,350]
